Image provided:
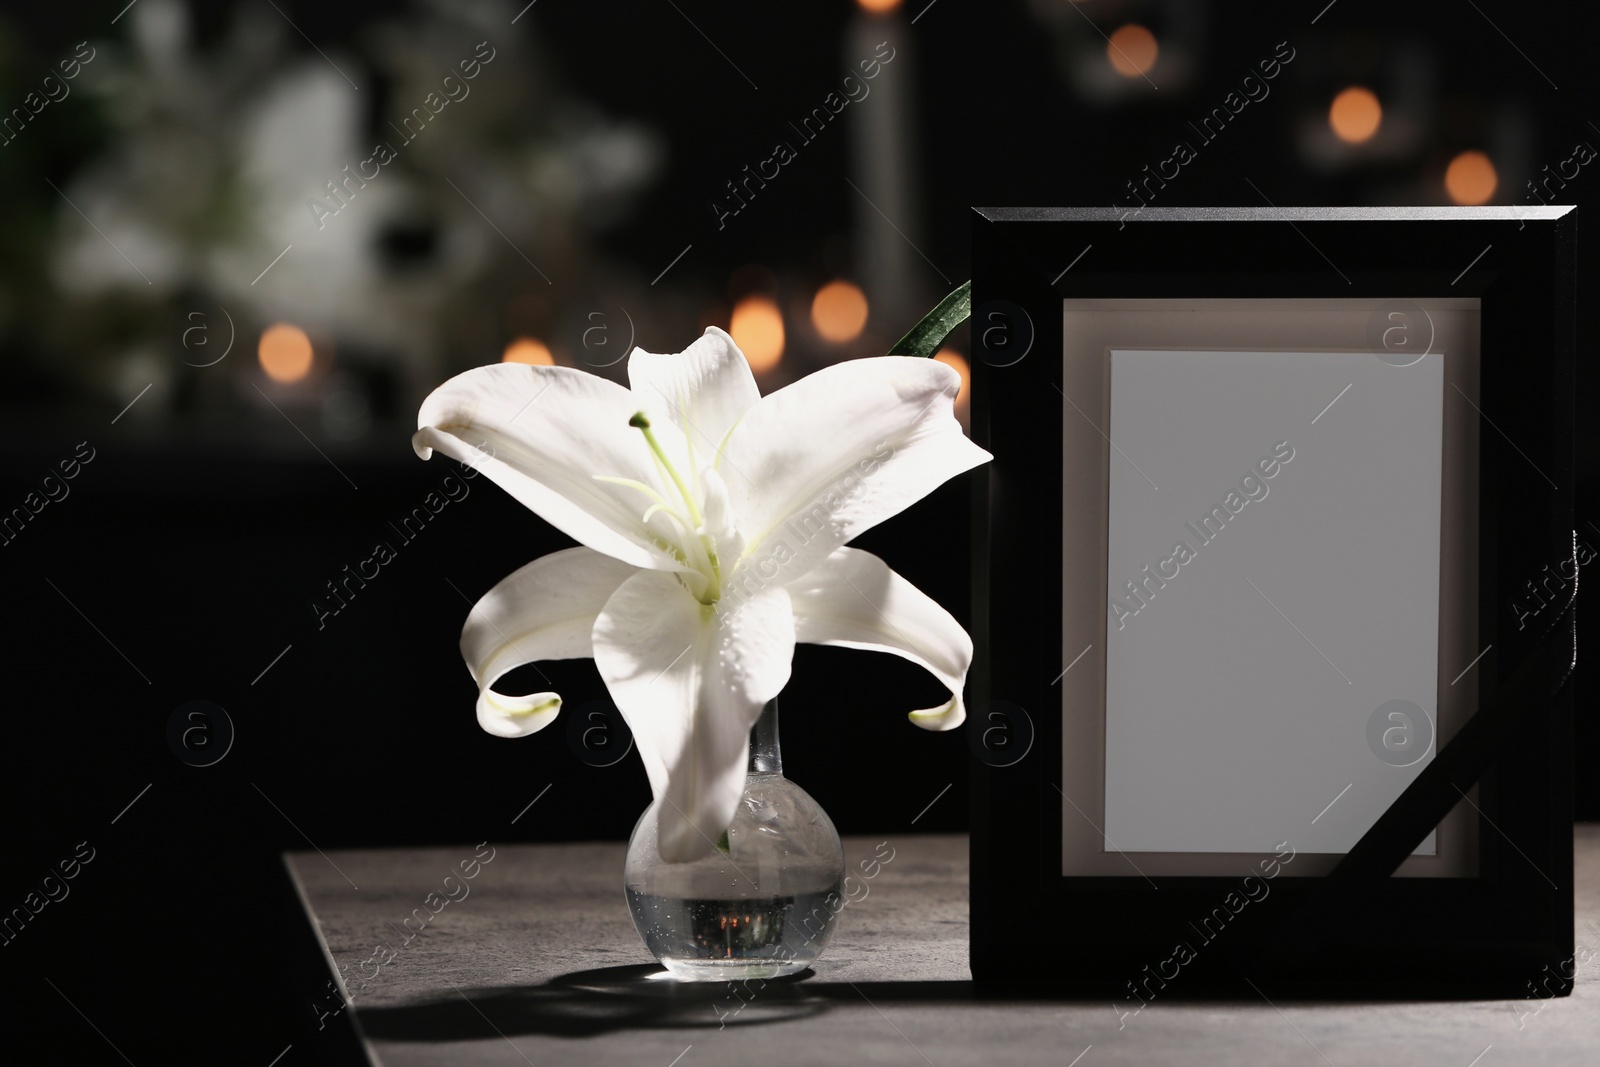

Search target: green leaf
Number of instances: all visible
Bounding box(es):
[715,829,731,854]
[888,280,971,358]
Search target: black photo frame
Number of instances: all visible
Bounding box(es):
[968,206,1577,997]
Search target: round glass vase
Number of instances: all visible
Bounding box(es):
[624,699,845,981]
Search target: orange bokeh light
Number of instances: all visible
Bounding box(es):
[730,296,785,373]
[1107,25,1158,78]
[811,281,870,343]
[258,323,313,383]
[933,349,970,407]
[855,0,902,11]
[1329,87,1382,144]
[1446,151,1498,205]
[502,338,554,365]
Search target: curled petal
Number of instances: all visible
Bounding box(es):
[788,546,970,731]
[723,356,991,582]
[593,570,794,862]
[415,363,690,572]
[463,547,639,738]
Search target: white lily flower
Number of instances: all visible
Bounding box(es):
[414,327,991,862]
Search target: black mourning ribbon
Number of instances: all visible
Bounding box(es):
[1251,553,1579,972]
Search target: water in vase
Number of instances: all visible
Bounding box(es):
[626,883,844,979]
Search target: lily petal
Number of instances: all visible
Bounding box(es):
[414,363,688,571]
[788,546,970,731]
[627,327,761,472]
[463,547,639,737]
[723,356,991,581]
[593,570,795,862]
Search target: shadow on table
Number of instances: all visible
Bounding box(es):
[356,962,1496,1042]
[357,963,987,1040]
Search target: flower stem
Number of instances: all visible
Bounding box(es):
[888,280,971,358]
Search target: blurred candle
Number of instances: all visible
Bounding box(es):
[1107,24,1159,78]
[934,348,970,406]
[811,280,870,342]
[1446,151,1498,205]
[1329,87,1382,144]
[259,324,314,383]
[502,337,554,365]
[934,348,970,430]
[847,1,918,330]
[730,296,784,373]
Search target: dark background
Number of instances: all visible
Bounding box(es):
[1,0,1593,1060]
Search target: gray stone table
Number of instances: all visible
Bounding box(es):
[286,829,1600,1066]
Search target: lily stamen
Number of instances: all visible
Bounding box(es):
[630,412,703,528]
[592,475,672,510]
[628,411,723,605]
